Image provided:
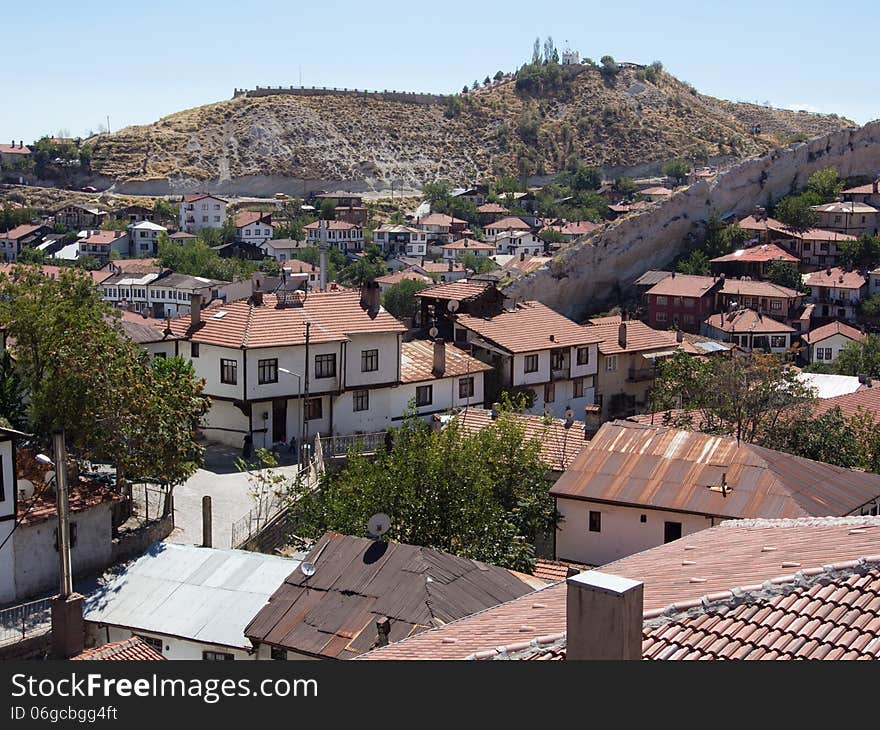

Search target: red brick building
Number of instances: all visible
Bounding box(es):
[644,273,721,333]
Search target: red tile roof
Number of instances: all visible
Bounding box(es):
[375,269,432,287]
[72,637,165,661]
[80,231,128,246]
[719,278,801,298]
[102,258,161,274]
[641,560,880,659]
[810,387,880,423]
[477,203,509,213]
[843,183,880,195]
[399,341,492,384]
[415,280,492,302]
[1,224,42,240]
[282,258,320,276]
[484,216,532,231]
[454,408,589,472]
[359,515,880,659]
[418,261,465,274]
[0,263,112,285]
[802,320,865,345]
[18,479,122,527]
[769,223,857,242]
[234,211,271,228]
[417,213,467,227]
[440,239,495,250]
[645,273,719,298]
[710,243,799,264]
[456,301,601,353]
[551,420,880,520]
[587,317,695,355]
[167,290,406,348]
[704,309,795,334]
[182,193,226,203]
[0,143,31,155]
[804,267,867,290]
[304,220,359,231]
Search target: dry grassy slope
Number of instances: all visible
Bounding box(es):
[89,66,854,185]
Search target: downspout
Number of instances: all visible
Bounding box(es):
[241,345,250,440]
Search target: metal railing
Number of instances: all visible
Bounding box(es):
[0,597,52,645]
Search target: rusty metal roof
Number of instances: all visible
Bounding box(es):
[243,532,537,659]
[550,421,880,520]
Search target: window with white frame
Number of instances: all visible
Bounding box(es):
[605,355,618,371]
[353,390,369,412]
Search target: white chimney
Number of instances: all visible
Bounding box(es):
[566,571,644,660]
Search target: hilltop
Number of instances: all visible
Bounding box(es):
[88,64,854,188]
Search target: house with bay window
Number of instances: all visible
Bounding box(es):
[163,286,489,450]
[453,301,600,419]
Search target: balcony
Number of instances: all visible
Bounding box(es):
[551,367,571,382]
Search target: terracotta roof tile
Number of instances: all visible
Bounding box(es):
[234,211,271,228]
[375,269,431,287]
[802,320,865,345]
[645,274,719,298]
[399,341,492,384]
[304,220,359,231]
[484,217,532,231]
[72,637,165,661]
[587,317,693,355]
[359,516,880,659]
[417,214,467,227]
[711,243,799,264]
[415,280,493,302]
[718,279,800,299]
[456,301,601,353]
[440,239,495,250]
[454,408,589,472]
[804,267,867,289]
[809,387,880,423]
[704,309,795,334]
[167,290,405,348]
[1,224,42,240]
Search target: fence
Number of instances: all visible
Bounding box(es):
[318,431,387,458]
[230,465,311,549]
[0,597,52,646]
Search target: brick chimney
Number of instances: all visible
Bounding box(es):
[583,404,601,439]
[375,616,391,647]
[566,570,644,660]
[360,281,381,315]
[190,291,203,329]
[618,321,627,350]
[432,338,446,376]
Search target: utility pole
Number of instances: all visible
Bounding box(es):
[301,321,311,464]
[50,428,85,658]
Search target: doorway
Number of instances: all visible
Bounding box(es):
[272,399,287,442]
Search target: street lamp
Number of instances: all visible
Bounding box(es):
[278,367,305,462]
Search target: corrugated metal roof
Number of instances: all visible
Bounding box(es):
[84,543,299,650]
[244,532,537,658]
[550,421,880,520]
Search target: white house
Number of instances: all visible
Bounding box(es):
[440,238,495,262]
[260,237,309,262]
[84,543,300,660]
[0,428,120,605]
[801,320,865,365]
[374,225,427,257]
[78,230,130,263]
[702,309,795,353]
[127,221,167,257]
[492,231,544,257]
[234,211,273,245]
[551,420,880,566]
[0,224,45,263]
[163,286,490,450]
[804,267,867,322]
[179,194,228,234]
[454,301,600,419]
[102,269,228,317]
[484,216,532,242]
[303,220,364,253]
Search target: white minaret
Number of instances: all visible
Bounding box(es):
[318,219,329,291]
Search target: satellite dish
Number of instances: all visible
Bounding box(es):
[544,405,553,418]
[16,478,34,500]
[367,512,391,538]
[429,326,439,338]
[301,562,316,577]
[447,300,460,313]
[44,470,56,486]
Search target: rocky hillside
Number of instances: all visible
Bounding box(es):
[89,65,854,187]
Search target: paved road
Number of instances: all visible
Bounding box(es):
[164,444,304,550]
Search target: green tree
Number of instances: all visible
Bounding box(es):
[599,55,618,79]
[382,278,430,320]
[765,260,806,292]
[663,159,690,185]
[17,247,47,265]
[838,234,880,271]
[283,403,556,571]
[0,351,26,430]
[833,335,880,378]
[153,198,177,223]
[339,244,386,286]
[806,167,845,204]
[760,405,867,469]
[676,250,710,275]
[422,181,452,207]
[319,199,337,220]
[652,351,815,444]
[774,195,818,232]
[0,266,209,501]
[494,70,504,81]
[860,294,880,318]
[613,177,636,197]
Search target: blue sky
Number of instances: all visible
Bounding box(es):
[5,0,878,143]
